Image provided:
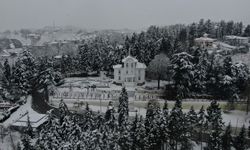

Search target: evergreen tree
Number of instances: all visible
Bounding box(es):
[159,37,172,56]
[3,59,11,83]
[168,100,190,150]
[186,106,198,139]
[233,125,248,150]
[83,103,94,131]
[197,106,206,149]
[135,116,148,150]
[222,123,232,150]
[145,99,160,132]
[105,101,116,130]
[162,100,169,148]
[21,133,33,150]
[131,112,138,150]
[243,25,250,37]
[118,87,129,126]
[147,107,163,150]
[206,100,224,150]
[171,52,194,99]
[188,23,198,46]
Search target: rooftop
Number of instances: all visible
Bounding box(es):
[122,55,138,63]
[225,35,248,40]
[12,113,48,128]
[195,37,215,42]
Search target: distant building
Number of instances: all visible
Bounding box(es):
[0,48,23,66]
[195,34,216,49]
[224,35,249,46]
[113,55,146,86]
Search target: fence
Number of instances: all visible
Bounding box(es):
[51,91,160,101]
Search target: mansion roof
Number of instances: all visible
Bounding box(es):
[113,55,146,69]
[122,55,138,63]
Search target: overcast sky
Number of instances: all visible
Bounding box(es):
[0,0,250,31]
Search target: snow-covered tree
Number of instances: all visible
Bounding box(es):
[233,125,248,150]
[197,105,206,149]
[206,100,224,150]
[192,48,209,93]
[186,106,198,139]
[168,100,191,150]
[118,87,129,126]
[83,103,94,131]
[21,134,33,150]
[134,116,148,149]
[147,107,164,150]
[171,52,194,99]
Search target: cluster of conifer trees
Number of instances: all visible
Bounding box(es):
[19,88,250,150]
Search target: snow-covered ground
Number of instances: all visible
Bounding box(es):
[0,130,21,150]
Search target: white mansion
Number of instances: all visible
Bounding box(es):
[113,55,146,86]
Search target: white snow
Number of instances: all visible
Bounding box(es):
[2,96,45,128]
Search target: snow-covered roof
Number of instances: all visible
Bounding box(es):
[113,64,122,69]
[54,55,62,59]
[122,55,138,63]
[0,50,11,57]
[195,37,215,42]
[12,113,48,128]
[216,42,236,50]
[225,35,248,40]
[136,62,146,69]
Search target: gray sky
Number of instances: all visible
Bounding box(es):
[0,0,250,31]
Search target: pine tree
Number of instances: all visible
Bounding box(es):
[222,123,232,150]
[197,105,206,149]
[168,99,189,150]
[21,133,33,150]
[105,101,116,130]
[147,107,163,150]
[206,100,224,150]
[233,125,248,150]
[134,116,148,150]
[162,100,170,148]
[159,37,172,56]
[243,25,250,37]
[118,87,129,126]
[3,59,11,83]
[171,52,194,99]
[145,99,160,133]
[186,106,198,139]
[131,112,138,150]
[83,103,94,131]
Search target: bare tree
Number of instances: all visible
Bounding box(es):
[147,53,170,89]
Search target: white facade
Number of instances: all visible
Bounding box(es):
[195,34,216,49]
[113,55,146,86]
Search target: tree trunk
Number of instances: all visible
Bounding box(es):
[246,95,249,115]
[158,75,161,90]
